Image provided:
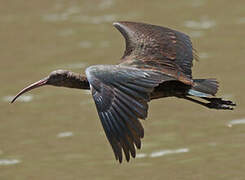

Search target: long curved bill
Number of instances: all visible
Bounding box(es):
[11,77,48,103]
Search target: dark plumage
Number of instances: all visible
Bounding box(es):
[12,21,236,163]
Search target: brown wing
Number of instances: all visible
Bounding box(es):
[113,21,196,79]
[85,65,175,162]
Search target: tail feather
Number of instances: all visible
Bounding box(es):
[186,78,236,110]
[188,79,219,97]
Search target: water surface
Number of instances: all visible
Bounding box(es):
[1,0,244,179]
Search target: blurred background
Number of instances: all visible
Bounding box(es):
[0,0,244,179]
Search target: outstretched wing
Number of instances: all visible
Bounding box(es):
[113,21,196,78]
[85,65,175,162]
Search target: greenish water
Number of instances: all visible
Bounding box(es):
[0,0,245,179]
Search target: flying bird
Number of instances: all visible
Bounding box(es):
[11,21,236,163]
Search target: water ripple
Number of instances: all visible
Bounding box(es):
[57,131,74,138]
[136,148,189,159]
[98,0,115,10]
[150,148,189,158]
[3,95,33,103]
[228,118,245,127]
[0,159,21,166]
[42,6,81,22]
[136,153,147,159]
[184,19,216,29]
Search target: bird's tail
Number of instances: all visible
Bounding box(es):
[186,78,235,110]
[188,78,219,97]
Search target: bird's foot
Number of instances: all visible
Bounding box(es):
[205,98,236,110]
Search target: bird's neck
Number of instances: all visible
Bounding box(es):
[57,71,90,90]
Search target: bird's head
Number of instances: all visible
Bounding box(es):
[46,70,70,86]
[11,70,70,103]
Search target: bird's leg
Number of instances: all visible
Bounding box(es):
[201,97,236,109]
[183,96,236,110]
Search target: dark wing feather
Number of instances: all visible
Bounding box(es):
[113,21,195,78]
[86,65,173,162]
